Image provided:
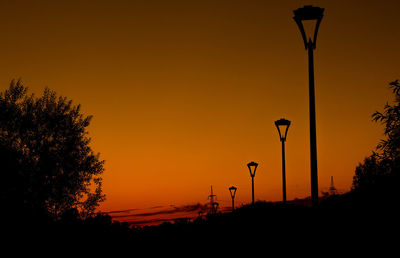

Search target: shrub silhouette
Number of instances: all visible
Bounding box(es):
[352,79,400,205]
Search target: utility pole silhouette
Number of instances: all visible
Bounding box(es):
[208,185,218,214]
[329,176,337,196]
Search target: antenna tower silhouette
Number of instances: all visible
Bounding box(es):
[329,176,337,195]
[208,185,219,214]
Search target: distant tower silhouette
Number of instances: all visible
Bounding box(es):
[329,176,337,195]
[208,185,219,214]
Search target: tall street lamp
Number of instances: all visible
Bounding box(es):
[275,118,291,204]
[229,186,237,212]
[247,161,258,205]
[293,5,324,207]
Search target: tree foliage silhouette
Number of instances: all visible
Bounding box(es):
[353,79,400,198]
[0,80,105,219]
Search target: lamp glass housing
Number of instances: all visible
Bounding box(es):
[247,161,258,177]
[275,118,291,142]
[229,186,237,198]
[293,5,324,49]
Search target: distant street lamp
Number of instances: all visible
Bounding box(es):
[212,202,219,214]
[247,161,258,205]
[275,118,291,204]
[229,186,237,212]
[293,5,324,208]
[198,210,204,218]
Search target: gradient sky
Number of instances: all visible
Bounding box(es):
[1,0,399,224]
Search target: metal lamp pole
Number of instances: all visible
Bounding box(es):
[293,5,324,207]
[275,118,291,204]
[229,186,237,212]
[247,161,258,205]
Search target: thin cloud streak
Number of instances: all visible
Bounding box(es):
[104,205,168,214]
[110,203,207,219]
[125,217,194,226]
[108,203,236,226]
[105,208,140,214]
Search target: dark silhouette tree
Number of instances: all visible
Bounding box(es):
[353,153,383,191]
[372,80,400,160]
[352,80,400,200]
[0,80,105,220]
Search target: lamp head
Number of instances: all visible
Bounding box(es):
[293,5,324,50]
[212,202,219,211]
[275,118,291,142]
[247,161,258,177]
[229,186,237,198]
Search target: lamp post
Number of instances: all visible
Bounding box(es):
[247,161,258,205]
[293,5,324,208]
[275,118,291,204]
[212,202,219,214]
[229,186,237,212]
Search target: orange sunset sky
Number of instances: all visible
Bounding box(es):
[1,0,399,224]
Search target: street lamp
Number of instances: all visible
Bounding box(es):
[247,161,258,205]
[275,118,291,204]
[212,202,219,214]
[198,210,204,218]
[293,5,324,208]
[229,186,237,212]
